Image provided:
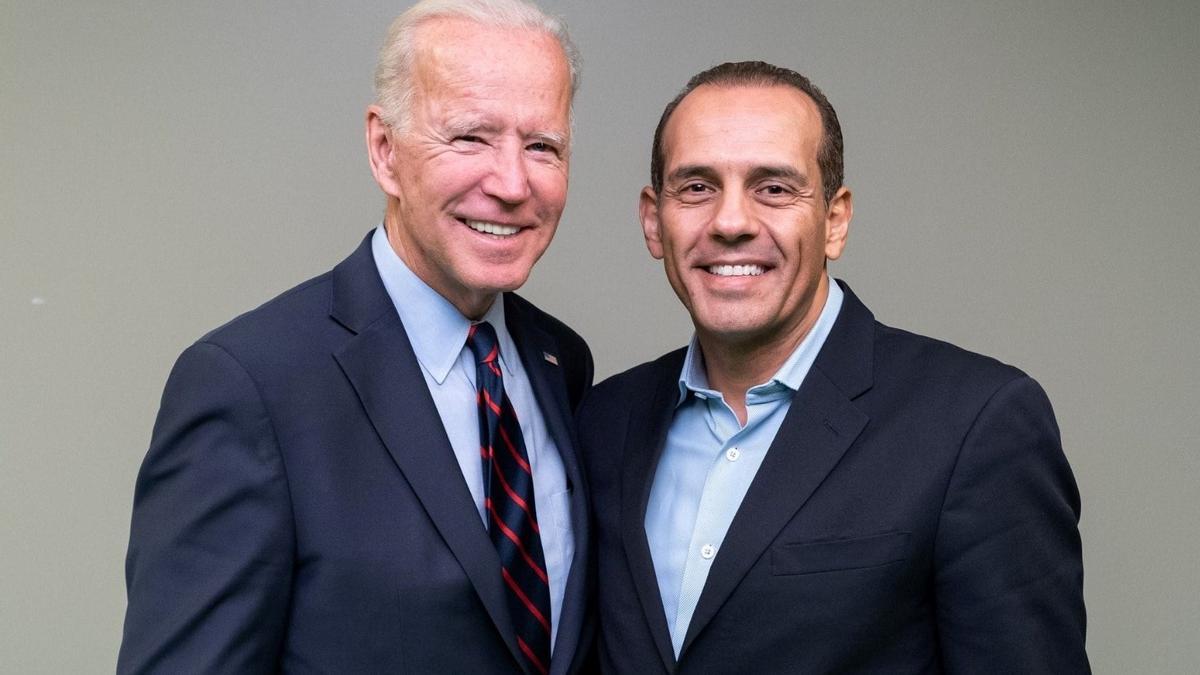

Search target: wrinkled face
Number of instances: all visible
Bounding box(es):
[641,84,852,351]
[367,18,572,318]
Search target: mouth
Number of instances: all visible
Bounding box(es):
[705,264,766,277]
[462,219,521,237]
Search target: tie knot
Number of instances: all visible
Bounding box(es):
[467,321,500,365]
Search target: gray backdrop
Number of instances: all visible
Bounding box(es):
[3,0,1198,671]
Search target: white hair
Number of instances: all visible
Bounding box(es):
[373,0,581,131]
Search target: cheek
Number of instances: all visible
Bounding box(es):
[531,165,568,200]
[401,167,457,207]
[662,246,693,292]
[423,154,486,190]
[664,222,704,260]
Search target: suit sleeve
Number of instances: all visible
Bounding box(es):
[117,341,294,673]
[934,375,1089,673]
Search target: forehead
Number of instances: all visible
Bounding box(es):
[413,17,570,99]
[662,84,822,173]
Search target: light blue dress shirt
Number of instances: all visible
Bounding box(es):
[645,279,844,656]
[371,226,574,651]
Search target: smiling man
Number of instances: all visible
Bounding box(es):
[579,61,1089,673]
[118,2,593,673]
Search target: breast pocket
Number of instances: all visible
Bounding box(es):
[771,531,910,576]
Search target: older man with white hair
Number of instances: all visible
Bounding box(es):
[118,1,593,672]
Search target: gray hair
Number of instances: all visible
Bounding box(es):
[373,0,580,131]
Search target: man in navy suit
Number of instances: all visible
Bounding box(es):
[118,1,593,672]
[579,61,1089,672]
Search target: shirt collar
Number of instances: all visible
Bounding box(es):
[676,276,845,406]
[371,225,516,383]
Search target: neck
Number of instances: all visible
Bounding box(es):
[696,284,829,425]
[696,334,797,426]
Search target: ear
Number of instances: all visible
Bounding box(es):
[639,186,665,260]
[365,105,401,199]
[824,185,853,261]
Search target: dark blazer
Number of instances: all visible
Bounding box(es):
[118,233,594,674]
[579,283,1087,673]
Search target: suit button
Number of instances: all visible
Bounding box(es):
[701,544,716,559]
[725,447,741,461]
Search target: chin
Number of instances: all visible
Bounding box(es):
[710,313,793,346]
[696,320,770,343]
[690,302,763,333]
[467,268,533,296]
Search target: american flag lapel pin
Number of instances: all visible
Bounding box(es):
[543,352,559,366]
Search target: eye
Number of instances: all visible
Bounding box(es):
[527,141,561,157]
[454,134,484,144]
[756,182,796,203]
[674,181,715,204]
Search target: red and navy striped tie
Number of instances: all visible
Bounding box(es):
[467,321,552,675]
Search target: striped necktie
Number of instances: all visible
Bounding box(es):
[467,321,552,675]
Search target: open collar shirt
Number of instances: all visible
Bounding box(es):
[645,277,844,656]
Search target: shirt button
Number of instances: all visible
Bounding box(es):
[700,544,716,559]
[726,447,741,461]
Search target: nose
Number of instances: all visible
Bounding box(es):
[481,143,533,205]
[709,189,757,242]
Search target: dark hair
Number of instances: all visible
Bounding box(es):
[649,61,844,205]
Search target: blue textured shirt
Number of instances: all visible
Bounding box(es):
[645,279,844,656]
[371,226,574,651]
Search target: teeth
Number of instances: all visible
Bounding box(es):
[466,220,519,236]
[708,264,764,277]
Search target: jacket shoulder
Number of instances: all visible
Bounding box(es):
[191,270,337,366]
[872,321,1030,393]
[584,347,686,417]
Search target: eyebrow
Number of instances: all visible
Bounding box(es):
[666,164,809,185]
[746,165,808,186]
[530,130,570,148]
[442,117,568,148]
[442,117,495,137]
[666,164,721,184]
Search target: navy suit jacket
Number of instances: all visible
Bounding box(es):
[119,233,595,674]
[579,283,1087,673]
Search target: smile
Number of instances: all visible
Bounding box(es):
[464,219,520,236]
[707,264,765,277]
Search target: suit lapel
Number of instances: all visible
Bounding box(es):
[328,236,523,669]
[680,282,876,655]
[620,350,687,672]
[503,296,588,675]
[679,369,869,653]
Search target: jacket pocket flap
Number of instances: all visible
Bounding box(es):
[771,531,910,576]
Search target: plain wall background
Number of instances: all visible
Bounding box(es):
[3,0,1198,671]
